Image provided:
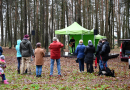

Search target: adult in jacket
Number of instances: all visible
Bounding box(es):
[84,40,95,73]
[34,42,45,77]
[75,40,86,72]
[20,34,34,74]
[49,37,64,77]
[99,39,110,70]
[15,39,22,74]
[95,39,102,71]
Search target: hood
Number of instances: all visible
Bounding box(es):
[88,42,93,47]
[17,40,21,45]
[22,38,29,44]
[78,43,83,45]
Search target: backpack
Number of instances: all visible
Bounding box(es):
[98,67,115,77]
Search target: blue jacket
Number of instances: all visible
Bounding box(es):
[75,43,86,59]
[15,40,22,57]
[0,46,3,55]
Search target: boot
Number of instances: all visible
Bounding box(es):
[4,80,9,84]
[18,70,20,74]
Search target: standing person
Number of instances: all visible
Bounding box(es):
[34,42,45,77]
[84,40,95,73]
[15,39,22,74]
[49,37,64,77]
[0,45,3,56]
[95,39,102,72]
[99,39,110,70]
[20,34,34,74]
[0,55,9,84]
[69,37,75,54]
[75,40,86,72]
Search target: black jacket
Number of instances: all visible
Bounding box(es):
[95,42,102,63]
[100,41,110,61]
[84,43,95,64]
[20,38,34,57]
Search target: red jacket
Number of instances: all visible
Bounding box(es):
[49,41,64,59]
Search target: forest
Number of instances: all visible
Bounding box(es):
[0,0,129,49]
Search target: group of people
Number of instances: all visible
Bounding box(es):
[15,35,64,78]
[75,38,110,74]
[0,34,110,84]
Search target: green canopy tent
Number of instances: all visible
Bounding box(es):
[55,22,103,52]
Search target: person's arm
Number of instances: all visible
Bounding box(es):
[84,47,87,54]
[100,45,106,55]
[60,43,64,48]
[29,43,34,56]
[0,47,3,53]
[42,49,45,57]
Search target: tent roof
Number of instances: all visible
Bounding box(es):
[95,34,106,39]
[55,22,93,35]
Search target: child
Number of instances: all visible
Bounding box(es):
[15,39,22,74]
[34,42,45,77]
[0,55,9,84]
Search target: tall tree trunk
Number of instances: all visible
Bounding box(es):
[45,0,49,51]
[24,0,27,34]
[42,0,45,47]
[20,0,23,40]
[105,0,109,42]
[14,0,18,47]
[0,0,3,46]
[77,0,81,25]
[7,0,11,49]
[36,0,39,43]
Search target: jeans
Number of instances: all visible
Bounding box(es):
[78,58,84,72]
[71,46,75,53]
[21,57,31,74]
[86,63,94,73]
[36,65,42,76]
[1,74,6,81]
[99,60,107,70]
[50,59,61,75]
[17,57,21,70]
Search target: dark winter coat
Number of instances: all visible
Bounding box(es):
[49,41,64,59]
[100,41,110,61]
[20,38,34,57]
[95,42,102,63]
[84,43,95,64]
[0,46,3,56]
[75,43,86,59]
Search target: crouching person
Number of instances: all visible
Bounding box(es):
[0,55,9,84]
[34,42,45,77]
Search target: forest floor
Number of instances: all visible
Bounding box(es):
[0,47,130,90]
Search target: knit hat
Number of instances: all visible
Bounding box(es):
[24,34,29,38]
[0,55,5,60]
[36,42,41,47]
[88,40,92,44]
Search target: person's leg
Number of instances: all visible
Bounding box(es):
[27,57,31,74]
[78,59,82,72]
[90,63,93,73]
[1,74,6,81]
[21,57,25,74]
[81,59,84,71]
[17,57,21,74]
[36,65,39,76]
[72,46,73,53]
[99,60,103,70]
[39,65,42,76]
[56,59,61,75]
[50,59,54,75]
[86,63,89,72]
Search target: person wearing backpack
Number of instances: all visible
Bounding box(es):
[99,39,110,70]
